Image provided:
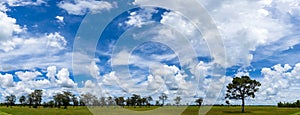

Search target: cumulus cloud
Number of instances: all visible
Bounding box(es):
[0,73,15,88]
[124,8,157,28]
[55,16,64,23]
[46,32,67,49]
[88,60,100,79]
[56,68,77,88]
[133,0,299,68]
[0,11,24,43]
[58,0,114,15]
[254,63,300,104]
[2,0,45,6]
[46,66,57,82]
[0,66,78,101]
[15,71,42,81]
[0,3,7,12]
[0,32,70,71]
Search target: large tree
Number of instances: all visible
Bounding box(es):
[225,76,261,113]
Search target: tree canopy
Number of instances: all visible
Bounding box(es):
[225,76,261,113]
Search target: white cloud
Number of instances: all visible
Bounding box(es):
[84,80,96,88]
[0,32,71,71]
[0,11,24,43]
[0,66,79,101]
[56,68,77,88]
[88,60,100,79]
[255,63,300,104]
[46,32,67,49]
[58,0,114,15]
[125,8,157,28]
[55,16,64,23]
[15,71,42,81]
[46,66,57,82]
[133,0,298,68]
[0,73,14,88]
[0,3,7,12]
[2,0,45,6]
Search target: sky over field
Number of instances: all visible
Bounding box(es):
[0,0,300,105]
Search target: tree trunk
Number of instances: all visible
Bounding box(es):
[241,98,245,113]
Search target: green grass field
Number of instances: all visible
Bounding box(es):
[0,106,299,115]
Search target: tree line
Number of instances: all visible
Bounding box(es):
[2,75,263,113]
[278,100,300,107]
[2,90,204,109]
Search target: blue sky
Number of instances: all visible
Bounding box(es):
[0,0,300,106]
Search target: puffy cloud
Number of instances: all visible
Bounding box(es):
[0,32,70,71]
[0,3,7,12]
[56,68,77,88]
[0,12,24,43]
[125,8,157,28]
[58,0,114,15]
[2,0,45,6]
[88,60,100,79]
[0,66,78,101]
[0,73,14,88]
[46,66,57,82]
[84,80,96,88]
[133,0,298,68]
[256,63,300,104]
[55,16,64,23]
[15,71,42,81]
[46,32,67,49]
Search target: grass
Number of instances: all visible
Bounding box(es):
[0,106,299,115]
[0,106,92,115]
[206,106,300,115]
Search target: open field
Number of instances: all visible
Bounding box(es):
[0,106,299,115]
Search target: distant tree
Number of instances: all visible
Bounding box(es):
[27,94,33,108]
[131,94,140,108]
[125,97,131,107]
[80,93,97,106]
[79,98,85,106]
[141,97,147,106]
[92,97,100,106]
[53,93,64,108]
[48,100,55,108]
[155,100,160,106]
[61,91,73,109]
[107,96,114,106]
[19,95,26,107]
[225,76,261,113]
[159,93,168,106]
[31,89,43,108]
[115,97,125,107]
[225,100,230,107]
[146,96,153,107]
[100,97,106,106]
[278,100,300,107]
[5,95,16,107]
[71,94,79,107]
[174,96,181,106]
[278,102,283,107]
[195,98,203,106]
